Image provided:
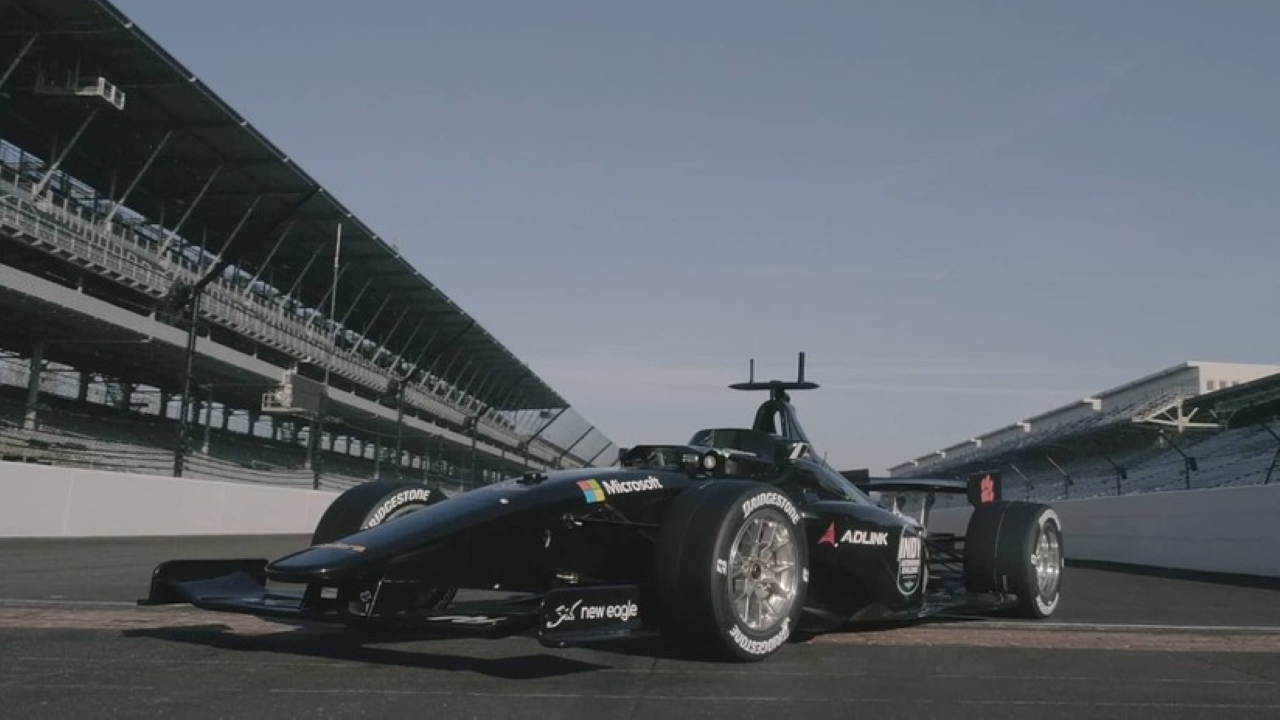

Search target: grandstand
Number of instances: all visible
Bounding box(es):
[0,0,613,491]
[888,362,1280,504]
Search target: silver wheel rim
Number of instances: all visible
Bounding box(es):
[1029,522,1062,600]
[727,509,799,632]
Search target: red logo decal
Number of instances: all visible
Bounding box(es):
[818,522,836,546]
[980,475,995,504]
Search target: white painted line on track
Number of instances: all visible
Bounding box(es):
[943,619,1280,634]
[5,681,1274,707]
[7,656,1276,686]
[0,598,142,608]
[9,685,1274,710]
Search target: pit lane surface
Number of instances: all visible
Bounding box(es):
[2,536,1279,719]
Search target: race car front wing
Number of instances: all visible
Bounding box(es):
[139,558,646,646]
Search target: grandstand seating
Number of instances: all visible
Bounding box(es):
[0,385,479,493]
[975,425,1277,504]
[0,149,536,458]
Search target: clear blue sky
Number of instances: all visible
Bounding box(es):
[113,0,1280,471]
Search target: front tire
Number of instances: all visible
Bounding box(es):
[313,481,457,613]
[655,482,809,661]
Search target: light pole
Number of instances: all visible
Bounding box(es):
[171,257,232,477]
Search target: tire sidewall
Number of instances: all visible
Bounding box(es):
[963,501,1065,618]
[1021,507,1063,617]
[705,487,809,660]
[312,481,442,546]
[362,486,437,530]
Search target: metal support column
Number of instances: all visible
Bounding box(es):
[1156,430,1198,490]
[242,221,297,294]
[425,322,476,383]
[1044,454,1073,500]
[556,427,595,469]
[172,257,234,477]
[373,308,412,363]
[405,330,440,385]
[1260,422,1279,485]
[586,442,615,466]
[306,415,319,486]
[0,34,39,92]
[1007,464,1033,500]
[335,278,373,329]
[102,130,172,226]
[389,317,427,370]
[201,388,213,454]
[22,342,44,431]
[172,297,200,476]
[394,381,407,479]
[1095,449,1128,496]
[522,407,568,469]
[350,294,393,353]
[283,240,328,303]
[208,196,262,265]
[158,167,221,259]
[467,413,482,487]
[32,110,98,197]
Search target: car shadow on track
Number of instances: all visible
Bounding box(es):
[122,624,611,680]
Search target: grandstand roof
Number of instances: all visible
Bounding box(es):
[1185,371,1280,427]
[889,361,1280,477]
[0,0,565,411]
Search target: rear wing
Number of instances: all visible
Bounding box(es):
[842,470,1003,530]
[842,471,1003,508]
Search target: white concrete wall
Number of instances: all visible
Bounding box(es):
[5,460,1279,579]
[931,482,1280,577]
[0,461,338,537]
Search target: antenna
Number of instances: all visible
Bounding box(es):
[729,352,819,399]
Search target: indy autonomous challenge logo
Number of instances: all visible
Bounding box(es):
[578,476,663,504]
[897,531,923,595]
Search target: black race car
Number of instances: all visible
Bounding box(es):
[143,355,1064,661]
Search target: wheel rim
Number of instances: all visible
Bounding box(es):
[1029,522,1062,601]
[727,510,799,632]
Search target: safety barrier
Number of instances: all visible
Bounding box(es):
[930,482,1280,577]
[0,461,338,537]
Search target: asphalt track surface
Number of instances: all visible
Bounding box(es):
[2,536,1279,719]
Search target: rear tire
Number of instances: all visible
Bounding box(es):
[964,501,1063,618]
[655,482,808,661]
[313,481,457,613]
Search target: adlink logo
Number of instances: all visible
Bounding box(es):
[841,529,889,546]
